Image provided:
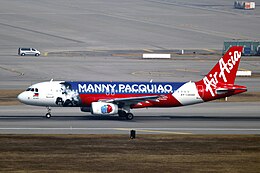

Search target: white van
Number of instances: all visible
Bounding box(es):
[18,48,41,56]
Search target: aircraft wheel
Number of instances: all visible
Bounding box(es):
[118,110,127,117]
[46,113,51,119]
[126,113,134,120]
[64,100,73,107]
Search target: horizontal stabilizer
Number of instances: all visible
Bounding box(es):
[216,83,247,95]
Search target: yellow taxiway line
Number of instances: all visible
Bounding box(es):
[114,128,192,135]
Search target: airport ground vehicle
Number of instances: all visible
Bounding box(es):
[17,46,246,120]
[18,48,41,56]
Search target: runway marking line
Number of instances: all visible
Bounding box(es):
[143,49,154,53]
[239,68,250,71]
[0,65,24,76]
[112,53,140,57]
[175,68,200,73]
[203,49,216,53]
[0,128,260,132]
[114,128,192,134]
[0,127,192,134]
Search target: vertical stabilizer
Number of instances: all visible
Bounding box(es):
[195,46,245,101]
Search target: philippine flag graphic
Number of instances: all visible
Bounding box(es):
[101,104,113,114]
[33,93,39,97]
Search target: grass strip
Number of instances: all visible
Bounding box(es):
[0,134,259,172]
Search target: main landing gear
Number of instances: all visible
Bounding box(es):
[45,107,134,120]
[46,106,51,118]
[118,110,134,120]
[126,113,134,120]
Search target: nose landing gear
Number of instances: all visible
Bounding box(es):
[46,107,51,118]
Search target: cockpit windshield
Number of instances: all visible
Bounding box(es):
[26,88,38,92]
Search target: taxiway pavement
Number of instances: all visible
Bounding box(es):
[0,0,259,135]
[0,0,259,52]
[0,102,259,134]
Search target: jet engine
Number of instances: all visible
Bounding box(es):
[90,102,118,115]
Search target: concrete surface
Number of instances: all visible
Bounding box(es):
[0,0,259,134]
[0,0,259,52]
[0,102,259,134]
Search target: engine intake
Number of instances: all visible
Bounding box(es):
[91,102,118,115]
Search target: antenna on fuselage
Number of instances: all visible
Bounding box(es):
[50,79,53,82]
[150,79,153,83]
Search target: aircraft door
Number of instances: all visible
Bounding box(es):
[46,88,54,98]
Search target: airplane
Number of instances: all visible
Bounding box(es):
[17,46,247,120]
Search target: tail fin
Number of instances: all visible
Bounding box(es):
[204,46,243,85]
[195,46,246,100]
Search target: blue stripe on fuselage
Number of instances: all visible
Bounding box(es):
[68,81,185,95]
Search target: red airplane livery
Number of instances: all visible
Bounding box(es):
[18,46,247,120]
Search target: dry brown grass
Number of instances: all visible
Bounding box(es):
[0,90,23,105]
[229,92,260,102]
[215,92,260,102]
[0,135,259,172]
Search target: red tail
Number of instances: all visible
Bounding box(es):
[196,46,246,101]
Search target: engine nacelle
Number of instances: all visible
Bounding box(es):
[91,102,118,115]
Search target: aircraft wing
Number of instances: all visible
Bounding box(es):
[100,95,160,106]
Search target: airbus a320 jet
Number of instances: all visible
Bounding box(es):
[18,46,247,120]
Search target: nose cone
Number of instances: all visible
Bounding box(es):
[17,92,27,104]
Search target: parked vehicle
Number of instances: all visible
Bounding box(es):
[18,48,41,56]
